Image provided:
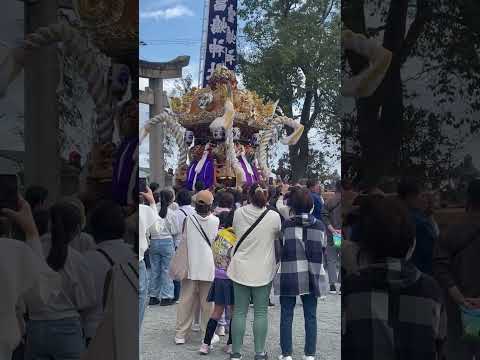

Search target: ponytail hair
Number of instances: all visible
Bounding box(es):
[47,202,82,272]
[249,183,268,208]
[159,189,174,219]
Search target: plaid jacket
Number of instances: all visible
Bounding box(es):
[342,259,447,360]
[274,214,325,297]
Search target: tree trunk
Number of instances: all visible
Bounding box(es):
[289,134,309,182]
[288,88,314,182]
[355,58,403,186]
[344,0,408,186]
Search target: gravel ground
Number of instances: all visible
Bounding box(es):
[141,293,340,360]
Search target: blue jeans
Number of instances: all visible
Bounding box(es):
[325,243,340,284]
[173,280,181,301]
[25,317,84,360]
[139,259,148,329]
[148,238,175,299]
[280,294,318,357]
[173,244,181,301]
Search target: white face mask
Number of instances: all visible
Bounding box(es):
[405,237,416,261]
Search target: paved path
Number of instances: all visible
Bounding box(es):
[141,294,340,360]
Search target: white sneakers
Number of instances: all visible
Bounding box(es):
[174,337,185,345]
[211,334,220,345]
[278,356,315,360]
[191,323,201,332]
[199,343,210,355]
[303,356,315,360]
[198,334,220,354]
[217,325,226,336]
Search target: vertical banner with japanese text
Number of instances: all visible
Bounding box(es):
[202,0,237,87]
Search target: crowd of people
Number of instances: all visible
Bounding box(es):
[139,178,341,360]
[341,177,480,360]
[4,173,476,360]
[1,185,138,360]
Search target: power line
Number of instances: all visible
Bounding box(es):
[142,35,246,42]
[141,39,201,44]
[143,38,201,41]
[139,40,202,48]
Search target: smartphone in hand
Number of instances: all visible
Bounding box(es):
[139,177,147,193]
[0,174,18,210]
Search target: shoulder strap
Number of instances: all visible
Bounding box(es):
[179,208,188,217]
[233,209,270,256]
[328,200,341,214]
[189,215,212,247]
[97,248,115,267]
[182,217,187,233]
[453,227,480,260]
[103,268,113,309]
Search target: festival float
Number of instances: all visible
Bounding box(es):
[140,65,304,190]
[0,0,138,205]
[138,27,391,191]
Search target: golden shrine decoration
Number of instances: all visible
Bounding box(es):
[73,0,138,58]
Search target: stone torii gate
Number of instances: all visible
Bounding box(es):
[139,56,189,188]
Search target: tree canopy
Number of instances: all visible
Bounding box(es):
[238,0,341,181]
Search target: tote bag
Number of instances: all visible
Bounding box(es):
[169,219,189,281]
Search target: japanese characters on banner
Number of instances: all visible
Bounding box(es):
[202,0,238,87]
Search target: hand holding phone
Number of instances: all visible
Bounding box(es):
[140,186,155,206]
[0,174,18,210]
[1,194,38,238]
[139,177,147,193]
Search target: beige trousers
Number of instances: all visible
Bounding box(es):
[175,279,213,340]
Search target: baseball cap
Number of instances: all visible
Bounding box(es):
[193,190,214,205]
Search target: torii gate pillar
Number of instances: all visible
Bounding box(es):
[149,78,165,187]
[139,56,189,188]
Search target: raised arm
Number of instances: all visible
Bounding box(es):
[2,195,43,258]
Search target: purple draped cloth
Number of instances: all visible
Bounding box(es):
[186,158,215,190]
[239,156,260,186]
[112,136,138,205]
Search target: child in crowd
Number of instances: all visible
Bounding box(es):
[199,210,237,355]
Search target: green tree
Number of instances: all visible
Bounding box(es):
[238,0,340,182]
[160,73,195,170]
[170,73,193,97]
[275,148,338,183]
[342,0,480,185]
